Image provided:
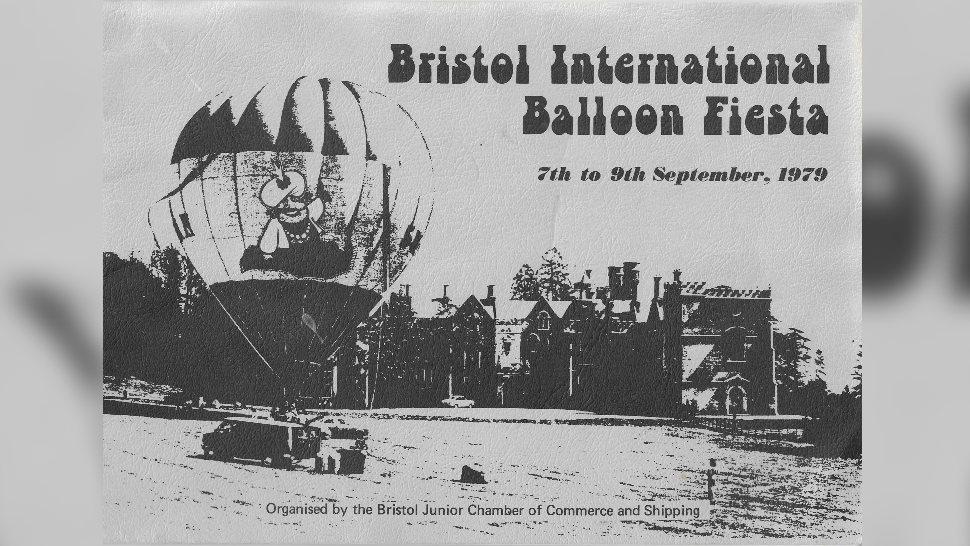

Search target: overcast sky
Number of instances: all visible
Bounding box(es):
[104,2,860,388]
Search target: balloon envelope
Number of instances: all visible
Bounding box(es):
[149,77,434,398]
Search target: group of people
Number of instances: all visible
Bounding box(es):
[180,396,244,411]
[179,394,316,425]
[270,401,303,423]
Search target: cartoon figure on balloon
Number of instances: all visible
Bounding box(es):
[239,166,353,279]
[150,75,435,405]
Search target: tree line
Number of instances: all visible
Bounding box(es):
[103,248,276,404]
[104,246,860,457]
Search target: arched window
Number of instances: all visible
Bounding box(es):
[537,311,551,331]
[722,327,747,361]
[726,386,748,415]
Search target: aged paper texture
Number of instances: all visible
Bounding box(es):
[103,2,862,543]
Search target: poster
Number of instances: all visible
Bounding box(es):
[103,2,862,543]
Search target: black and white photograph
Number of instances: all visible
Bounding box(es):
[102,2,862,543]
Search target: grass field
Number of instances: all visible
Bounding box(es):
[103,412,860,543]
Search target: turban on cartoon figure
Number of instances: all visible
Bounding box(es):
[149,76,434,402]
[239,164,351,279]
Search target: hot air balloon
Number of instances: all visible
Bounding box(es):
[149,77,434,405]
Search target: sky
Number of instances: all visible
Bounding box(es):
[104,2,861,388]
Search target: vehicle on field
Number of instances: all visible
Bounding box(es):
[202,417,320,469]
[307,414,369,474]
[442,395,475,408]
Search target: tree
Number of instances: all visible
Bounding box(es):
[511,264,540,300]
[105,248,277,405]
[792,348,828,417]
[182,259,207,313]
[150,246,184,312]
[773,327,813,414]
[850,341,862,398]
[805,341,862,458]
[434,298,458,318]
[365,291,418,408]
[537,248,573,300]
[150,245,205,313]
[802,380,828,416]
[810,348,827,383]
[774,328,808,384]
[104,252,168,387]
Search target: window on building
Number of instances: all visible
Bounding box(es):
[537,311,550,330]
[722,327,747,361]
[610,317,624,333]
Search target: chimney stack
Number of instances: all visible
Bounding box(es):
[482,284,497,317]
[432,284,452,310]
[579,270,594,299]
[573,271,591,300]
[622,261,640,302]
[653,276,661,300]
[673,269,682,284]
[607,266,622,299]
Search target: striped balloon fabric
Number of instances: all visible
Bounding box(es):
[148,77,435,396]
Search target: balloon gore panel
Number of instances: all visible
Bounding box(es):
[152,76,435,389]
[210,279,380,385]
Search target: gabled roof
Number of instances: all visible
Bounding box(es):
[457,295,490,319]
[438,307,458,318]
[547,300,573,319]
[712,372,750,383]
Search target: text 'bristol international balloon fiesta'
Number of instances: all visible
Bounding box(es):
[148,76,435,404]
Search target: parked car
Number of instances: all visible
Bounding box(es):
[202,417,320,469]
[441,395,475,408]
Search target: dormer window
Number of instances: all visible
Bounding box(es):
[537,311,550,330]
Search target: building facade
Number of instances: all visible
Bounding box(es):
[349,266,778,416]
